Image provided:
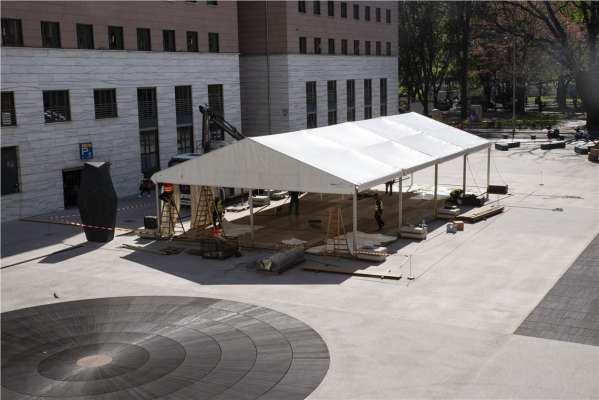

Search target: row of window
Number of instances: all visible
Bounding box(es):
[300,37,391,56]
[1,18,220,52]
[298,1,392,23]
[306,78,388,128]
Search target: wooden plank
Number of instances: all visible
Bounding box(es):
[458,204,504,223]
[303,264,401,280]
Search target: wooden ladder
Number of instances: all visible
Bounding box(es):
[191,186,224,235]
[326,207,350,255]
[159,195,185,239]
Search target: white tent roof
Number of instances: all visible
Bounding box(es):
[152,112,490,194]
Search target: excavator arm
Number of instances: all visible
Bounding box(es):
[199,105,244,153]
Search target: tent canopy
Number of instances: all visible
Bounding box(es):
[152,112,490,195]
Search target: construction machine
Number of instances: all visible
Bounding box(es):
[199,104,244,153]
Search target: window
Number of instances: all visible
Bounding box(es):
[340,2,347,18]
[299,37,307,54]
[365,6,371,21]
[137,28,151,51]
[76,24,94,49]
[108,26,124,50]
[380,78,387,116]
[208,84,225,140]
[376,8,381,22]
[94,89,117,119]
[187,31,198,52]
[43,90,70,123]
[328,38,335,54]
[163,29,176,51]
[346,80,355,121]
[386,9,391,23]
[376,41,381,56]
[1,147,19,195]
[341,39,347,55]
[41,21,61,48]
[365,40,371,55]
[207,0,218,4]
[208,32,219,52]
[1,92,17,126]
[364,79,372,119]
[306,81,317,128]
[327,1,334,16]
[327,80,337,125]
[1,18,23,46]
[353,40,359,55]
[137,88,159,177]
[353,4,359,19]
[313,1,321,15]
[175,86,194,154]
[298,1,306,13]
[314,37,321,54]
[386,41,391,56]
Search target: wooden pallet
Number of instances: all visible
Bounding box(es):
[458,204,504,223]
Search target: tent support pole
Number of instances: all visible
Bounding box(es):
[486,146,491,200]
[462,154,467,195]
[352,188,358,256]
[433,164,439,218]
[398,174,403,230]
[155,183,161,234]
[249,189,254,242]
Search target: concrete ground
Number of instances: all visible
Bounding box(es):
[2,142,599,399]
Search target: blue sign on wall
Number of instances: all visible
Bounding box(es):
[79,143,93,160]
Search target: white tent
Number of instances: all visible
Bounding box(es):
[152,113,491,252]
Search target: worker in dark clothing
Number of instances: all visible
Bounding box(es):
[385,179,394,195]
[374,193,384,231]
[289,191,300,215]
[213,197,224,228]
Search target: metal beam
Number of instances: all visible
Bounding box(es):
[249,189,254,241]
[398,174,403,229]
[433,164,438,218]
[155,183,161,234]
[486,146,491,200]
[462,154,467,195]
[352,188,358,255]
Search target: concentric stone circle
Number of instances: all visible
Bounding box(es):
[1,296,330,399]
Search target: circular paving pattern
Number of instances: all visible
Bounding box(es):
[1,296,329,400]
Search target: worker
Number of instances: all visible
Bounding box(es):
[289,191,300,215]
[213,197,224,228]
[385,179,394,196]
[374,193,384,231]
[159,182,174,202]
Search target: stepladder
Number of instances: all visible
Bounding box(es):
[326,207,350,255]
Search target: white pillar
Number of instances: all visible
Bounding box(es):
[249,189,254,241]
[352,188,358,256]
[433,164,439,218]
[155,183,161,233]
[462,154,467,195]
[398,174,403,229]
[486,146,491,200]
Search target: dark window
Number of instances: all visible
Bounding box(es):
[163,29,176,51]
[208,32,219,52]
[346,80,355,121]
[1,92,17,126]
[314,37,321,54]
[108,26,124,50]
[328,38,335,54]
[41,21,61,48]
[208,84,225,140]
[365,40,371,55]
[137,88,159,177]
[207,0,218,4]
[76,24,94,49]
[299,37,307,54]
[327,80,337,125]
[376,41,381,56]
[386,41,391,56]
[340,2,347,18]
[43,90,70,123]
[365,6,371,21]
[1,146,19,195]
[353,4,359,19]
[380,78,387,116]
[327,1,334,16]
[306,81,317,128]
[137,28,151,51]
[364,79,372,119]
[1,18,23,46]
[353,40,359,55]
[298,1,306,13]
[187,31,198,52]
[313,1,321,15]
[341,39,347,55]
[94,89,117,119]
[175,85,194,153]
[386,9,391,23]
[376,7,381,22]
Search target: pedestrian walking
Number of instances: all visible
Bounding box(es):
[374,193,384,231]
[289,191,300,215]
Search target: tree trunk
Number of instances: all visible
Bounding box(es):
[556,75,567,111]
[576,71,599,138]
[459,4,471,120]
[516,84,526,115]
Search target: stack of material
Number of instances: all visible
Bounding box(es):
[251,195,271,206]
[588,146,599,163]
[495,140,520,151]
[458,204,504,223]
[437,205,461,219]
[540,141,566,150]
[256,247,305,274]
[399,225,427,239]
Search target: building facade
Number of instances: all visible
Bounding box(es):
[1,1,241,221]
[238,1,398,136]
